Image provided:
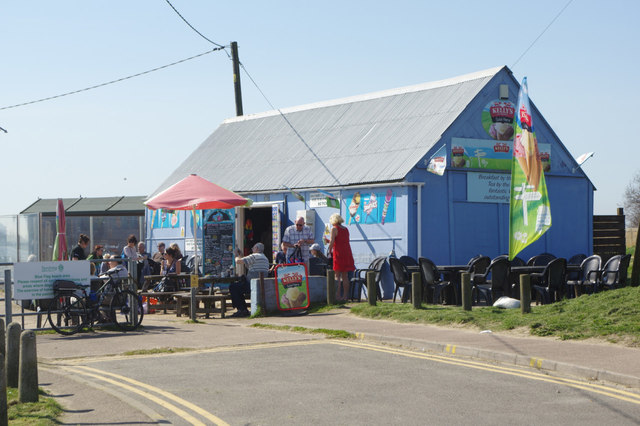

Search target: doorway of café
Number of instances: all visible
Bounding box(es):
[240,206,273,263]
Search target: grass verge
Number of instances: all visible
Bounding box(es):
[9,388,62,425]
[250,323,355,339]
[123,347,196,356]
[350,286,640,346]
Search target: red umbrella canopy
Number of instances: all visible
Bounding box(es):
[145,174,249,210]
[52,198,68,261]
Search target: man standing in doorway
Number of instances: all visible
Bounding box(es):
[282,216,314,264]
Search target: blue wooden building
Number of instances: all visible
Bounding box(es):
[147,66,593,287]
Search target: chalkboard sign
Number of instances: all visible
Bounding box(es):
[203,209,235,276]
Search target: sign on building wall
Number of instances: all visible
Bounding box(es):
[149,209,181,229]
[344,191,396,225]
[482,100,516,141]
[309,191,340,208]
[467,172,511,204]
[451,138,550,172]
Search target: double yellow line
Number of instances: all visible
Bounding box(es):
[332,340,640,405]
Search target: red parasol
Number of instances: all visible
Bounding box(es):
[145,174,251,274]
[52,198,68,261]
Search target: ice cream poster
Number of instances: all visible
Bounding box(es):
[274,263,310,311]
[345,191,395,225]
[482,100,516,141]
[451,137,550,172]
[150,209,180,229]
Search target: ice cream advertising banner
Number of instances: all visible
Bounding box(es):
[150,209,181,229]
[345,191,396,225]
[451,138,550,172]
[509,77,551,260]
[482,100,516,141]
[274,263,310,311]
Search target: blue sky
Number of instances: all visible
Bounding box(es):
[1,0,637,216]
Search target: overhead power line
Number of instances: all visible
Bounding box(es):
[0,47,224,111]
[164,0,227,50]
[511,0,574,68]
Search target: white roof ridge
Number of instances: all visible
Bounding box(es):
[224,66,505,124]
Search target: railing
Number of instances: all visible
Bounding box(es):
[0,259,137,330]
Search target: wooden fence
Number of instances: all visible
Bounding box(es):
[593,208,626,263]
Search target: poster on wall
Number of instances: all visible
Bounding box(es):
[451,138,550,171]
[202,209,235,276]
[482,100,515,141]
[272,205,281,257]
[344,190,395,225]
[149,209,181,229]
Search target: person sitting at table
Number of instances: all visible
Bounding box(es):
[100,257,129,281]
[161,247,181,275]
[230,242,270,318]
[87,244,104,276]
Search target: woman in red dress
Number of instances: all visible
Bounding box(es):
[327,213,355,301]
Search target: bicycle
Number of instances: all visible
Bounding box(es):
[47,269,144,335]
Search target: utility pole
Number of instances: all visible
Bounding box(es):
[230,41,243,117]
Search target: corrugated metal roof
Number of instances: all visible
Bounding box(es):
[20,196,146,215]
[151,66,504,197]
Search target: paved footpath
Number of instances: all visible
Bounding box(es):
[12,304,640,423]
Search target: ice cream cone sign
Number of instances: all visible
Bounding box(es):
[514,104,542,191]
[348,192,361,225]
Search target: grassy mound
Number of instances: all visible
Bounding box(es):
[350,286,640,346]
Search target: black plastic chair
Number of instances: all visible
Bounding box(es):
[389,257,412,303]
[565,255,601,297]
[471,257,510,305]
[350,256,386,301]
[399,255,419,268]
[527,253,556,266]
[598,254,630,291]
[418,257,452,304]
[531,258,567,304]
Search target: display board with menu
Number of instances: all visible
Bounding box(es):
[202,209,235,276]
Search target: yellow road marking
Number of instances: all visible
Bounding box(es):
[63,365,228,426]
[330,340,640,405]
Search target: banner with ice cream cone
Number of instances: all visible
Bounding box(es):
[509,77,551,260]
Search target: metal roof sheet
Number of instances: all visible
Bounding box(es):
[20,196,146,215]
[151,66,504,197]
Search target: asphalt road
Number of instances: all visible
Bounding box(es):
[43,339,640,425]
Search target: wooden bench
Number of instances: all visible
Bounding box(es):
[139,291,181,314]
[173,291,232,318]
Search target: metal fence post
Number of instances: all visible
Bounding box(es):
[4,270,12,325]
[461,272,472,311]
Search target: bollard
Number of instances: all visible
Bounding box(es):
[520,274,531,314]
[366,271,377,306]
[411,272,422,309]
[5,322,21,388]
[326,270,336,305]
[18,331,38,403]
[0,354,6,426]
[461,272,472,311]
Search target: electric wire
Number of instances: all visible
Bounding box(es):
[164,0,226,49]
[238,61,343,186]
[163,0,342,186]
[0,48,224,111]
[511,0,574,68]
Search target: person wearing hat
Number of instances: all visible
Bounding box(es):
[309,243,328,262]
[230,242,270,317]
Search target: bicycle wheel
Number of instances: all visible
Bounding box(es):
[110,289,144,331]
[47,295,87,335]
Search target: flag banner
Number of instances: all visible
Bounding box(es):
[284,185,305,202]
[509,77,551,260]
[316,189,337,199]
[326,197,340,209]
[427,145,447,176]
[573,152,595,172]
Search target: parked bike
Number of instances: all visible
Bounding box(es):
[47,270,143,335]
